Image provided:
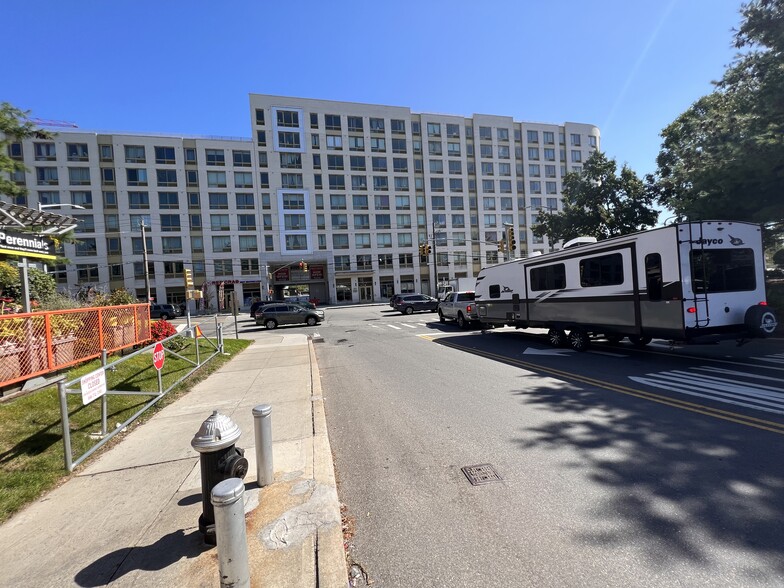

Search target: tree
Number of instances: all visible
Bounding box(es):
[0,260,56,302]
[0,103,50,200]
[532,151,659,243]
[652,0,784,243]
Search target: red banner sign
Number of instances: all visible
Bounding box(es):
[310,266,323,279]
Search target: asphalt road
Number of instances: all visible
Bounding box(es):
[314,304,784,587]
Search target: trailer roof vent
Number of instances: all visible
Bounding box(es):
[563,236,598,249]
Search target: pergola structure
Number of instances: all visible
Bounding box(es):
[0,200,79,312]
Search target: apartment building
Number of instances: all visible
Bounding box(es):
[3,94,599,307]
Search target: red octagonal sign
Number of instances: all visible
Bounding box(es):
[153,342,165,371]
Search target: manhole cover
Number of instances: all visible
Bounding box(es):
[461,464,502,486]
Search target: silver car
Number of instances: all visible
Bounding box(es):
[255,304,324,329]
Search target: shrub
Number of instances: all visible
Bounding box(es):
[150,320,176,341]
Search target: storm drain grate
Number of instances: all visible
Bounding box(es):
[461,463,502,486]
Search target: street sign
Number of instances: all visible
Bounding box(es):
[80,368,107,405]
[153,342,165,371]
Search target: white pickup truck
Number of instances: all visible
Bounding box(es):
[437,291,478,329]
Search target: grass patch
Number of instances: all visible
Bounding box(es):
[0,337,250,524]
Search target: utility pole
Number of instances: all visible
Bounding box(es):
[141,223,151,303]
[431,220,438,296]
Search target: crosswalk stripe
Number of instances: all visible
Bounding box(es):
[386,324,402,330]
[401,324,417,329]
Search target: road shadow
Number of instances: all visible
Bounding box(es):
[74,528,209,586]
[439,331,784,577]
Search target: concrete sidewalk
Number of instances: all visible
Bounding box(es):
[0,327,346,587]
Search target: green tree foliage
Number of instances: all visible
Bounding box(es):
[532,151,659,242]
[0,103,50,199]
[653,0,784,241]
[0,260,56,302]
[773,248,784,267]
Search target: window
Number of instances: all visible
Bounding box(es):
[530,264,566,291]
[545,164,556,178]
[105,213,119,230]
[278,131,301,149]
[446,123,460,138]
[214,259,233,275]
[333,234,349,249]
[236,193,254,209]
[429,159,443,174]
[395,195,410,209]
[255,109,265,125]
[309,112,318,128]
[427,123,441,137]
[544,148,556,161]
[234,171,253,188]
[396,213,412,228]
[397,233,413,247]
[206,149,225,166]
[355,233,371,249]
[209,193,228,209]
[75,238,97,256]
[393,158,407,173]
[482,179,495,192]
[580,253,624,287]
[258,152,267,167]
[570,133,582,146]
[528,147,540,160]
[527,130,539,143]
[210,214,230,231]
[376,214,391,229]
[430,178,444,192]
[207,171,226,188]
[370,137,386,152]
[546,181,557,194]
[448,160,462,175]
[282,192,305,209]
[330,194,346,209]
[239,235,258,252]
[280,152,301,169]
[238,214,257,231]
[349,156,366,171]
[160,214,181,232]
[349,136,365,151]
[131,236,153,255]
[690,248,756,293]
[265,235,274,251]
[431,196,445,210]
[158,192,179,209]
[479,126,492,141]
[351,175,368,191]
[348,116,363,132]
[186,170,199,187]
[327,154,344,170]
[241,259,260,275]
[281,173,302,188]
[354,214,370,229]
[589,135,598,148]
[447,142,461,157]
[73,215,95,233]
[379,253,393,268]
[68,167,91,185]
[329,174,345,190]
[325,114,341,130]
[233,150,252,167]
[155,146,176,164]
[326,135,343,150]
[481,162,494,176]
[571,150,582,163]
[375,195,390,210]
[35,142,56,161]
[353,194,369,209]
[498,128,509,142]
[369,118,385,133]
[126,168,147,186]
[106,237,121,255]
[125,145,145,163]
[428,141,442,156]
[331,214,348,230]
[101,168,115,185]
[129,191,149,209]
[157,169,177,187]
[257,131,267,146]
[543,131,555,144]
[277,110,300,127]
[190,214,202,230]
[529,181,541,194]
[390,119,405,135]
[284,214,305,230]
[162,236,183,254]
[185,147,197,163]
[372,157,387,172]
[67,143,89,161]
[480,144,493,158]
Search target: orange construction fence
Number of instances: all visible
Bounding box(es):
[0,303,152,388]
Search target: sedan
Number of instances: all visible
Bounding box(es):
[394,294,439,315]
[255,304,324,329]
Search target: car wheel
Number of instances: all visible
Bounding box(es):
[405,306,414,315]
[438,310,445,323]
[568,328,590,352]
[306,316,317,326]
[265,319,277,330]
[457,313,467,329]
[547,328,567,348]
[629,335,652,348]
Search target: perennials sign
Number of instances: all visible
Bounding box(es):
[0,229,56,260]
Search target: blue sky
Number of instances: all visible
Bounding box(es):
[5,0,744,177]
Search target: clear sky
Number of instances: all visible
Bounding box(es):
[4,0,744,177]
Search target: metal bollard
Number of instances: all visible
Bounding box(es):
[211,478,250,588]
[253,404,273,487]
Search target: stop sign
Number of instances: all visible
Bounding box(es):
[153,342,165,371]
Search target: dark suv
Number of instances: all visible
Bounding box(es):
[394,294,438,315]
[150,304,178,320]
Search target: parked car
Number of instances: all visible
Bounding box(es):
[389,294,402,308]
[150,303,179,320]
[255,303,324,329]
[250,300,319,317]
[394,294,439,315]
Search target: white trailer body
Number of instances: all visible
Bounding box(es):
[437,277,477,300]
[475,221,777,347]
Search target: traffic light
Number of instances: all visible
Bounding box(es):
[183,268,194,289]
[507,227,516,251]
[425,244,432,255]
[302,262,308,272]
[498,240,505,253]
[419,243,425,255]
[298,260,304,269]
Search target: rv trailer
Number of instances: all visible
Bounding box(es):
[474,221,778,350]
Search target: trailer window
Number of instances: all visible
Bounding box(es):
[690,248,755,293]
[489,285,500,298]
[645,253,662,301]
[530,263,565,291]
[580,253,623,287]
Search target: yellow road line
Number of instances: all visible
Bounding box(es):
[434,339,784,435]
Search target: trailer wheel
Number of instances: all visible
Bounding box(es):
[745,305,778,338]
[547,328,567,348]
[629,335,652,348]
[567,328,590,351]
[438,310,445,323]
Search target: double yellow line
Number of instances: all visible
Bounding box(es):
[432,337,784,435]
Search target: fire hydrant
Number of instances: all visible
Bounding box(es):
[191,410,248,545]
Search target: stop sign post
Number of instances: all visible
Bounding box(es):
[153,342,165,394]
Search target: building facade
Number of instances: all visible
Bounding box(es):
[3,94,599,308]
